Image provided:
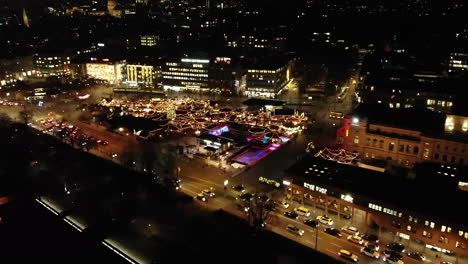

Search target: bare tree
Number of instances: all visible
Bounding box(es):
[19,109,33,124]
[246,193,276,229]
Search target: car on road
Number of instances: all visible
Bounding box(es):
[407,251,426,261]
[286,224,304,236]
[294,206,311,217]
[385,256,404,264]
[338,249,359,262]
[303,219,320,228]
[278,201,289,208]
[364,242,380,251]
[232,185,245,193]
[383,250,403,260]
[202,188,215,198]
[97,139,109,145]
[361,246,380,259]
[362,234,379,244]
[196,193,206,202]
[237,192,254,201]
[341,226,359,235]
[324,227,343,238]
[316,215,333,225]
[284,211,299,219]
[347,235,364,245]
[387,242,406,253]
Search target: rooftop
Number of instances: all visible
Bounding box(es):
[351,103,445,134]
[286,155,468,227]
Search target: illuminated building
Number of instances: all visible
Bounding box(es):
[358,70,456,114]
[124,64,157,87]
[161,57,210,91]
[33,53,71,77]
[85,58,122,84]
[284,155,468,258]
[340,105,468,168]
[243,60,290,98]
[448,52,468,74]
[140,35,159,47]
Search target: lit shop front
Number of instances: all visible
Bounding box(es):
[86,61,121,84]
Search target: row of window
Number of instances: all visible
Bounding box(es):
[427,99,453,107]
[357,137,421,155]
[167,68,206,73]
[162,72,208,78]
[436,144,465,153]
[162,76,207,81]
[433,153,465,164]
[368,203,400,217]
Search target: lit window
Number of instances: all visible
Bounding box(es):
[459,231,464,237]
[430,222,435,229]
[447,227,452,233]
[354,136,359,144]
[425,220,429,226]
[441,225,447,232]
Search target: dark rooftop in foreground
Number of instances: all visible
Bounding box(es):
[286,155,468,227]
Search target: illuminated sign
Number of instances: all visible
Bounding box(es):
[181,58,209,64]
[97,43,105,47]
[214,57,231,64]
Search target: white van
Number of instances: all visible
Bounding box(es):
[294,206,311,217]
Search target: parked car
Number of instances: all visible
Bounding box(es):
[232,185,245,193]
[361,246,380,259]
[387,243,406,253]
[407,252,426,261]
[383,250,403,260]
[341,226,359,235]
[362,234,379,244]
[385,256,404,264]
[278,201,289,208]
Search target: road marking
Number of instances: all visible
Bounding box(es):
[183,174,224,188]
[330,242,341,248]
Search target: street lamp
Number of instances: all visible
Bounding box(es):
[315,227,319,250]
[224,179,229,190]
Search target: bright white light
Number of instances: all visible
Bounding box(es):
[282,180,291,186]
[352,117,359,124]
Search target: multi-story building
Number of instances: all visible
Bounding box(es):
[85,57,123,84]
[242,60,290,98]
[339,105,468,168]
[123,64,157,88]
[283,155,468,260]
[140,35,159,47]
[161,57,210,91]
[448,52,468,74]
[33,53,71,77]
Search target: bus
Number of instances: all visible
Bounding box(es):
[329,111,344,119]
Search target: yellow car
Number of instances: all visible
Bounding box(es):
[339,249,359,262]
[316,215,334,225]
[361,246,380,259]
[347,235,364,245]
